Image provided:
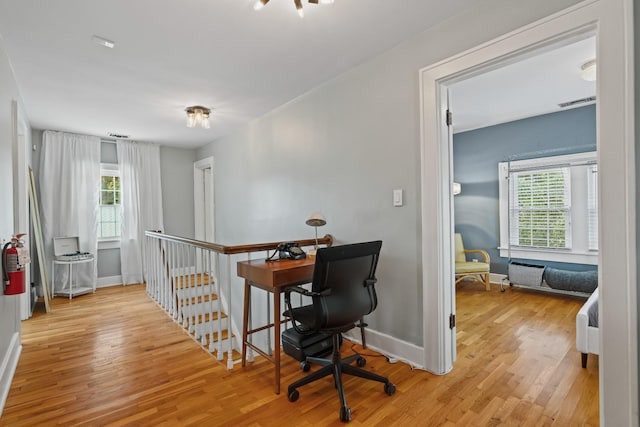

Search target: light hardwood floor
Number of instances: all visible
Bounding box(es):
[2,281,598,426]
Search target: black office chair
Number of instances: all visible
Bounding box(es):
[283,240,395,422]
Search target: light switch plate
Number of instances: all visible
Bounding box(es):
[393,189,403,207]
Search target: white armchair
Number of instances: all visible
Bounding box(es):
[576,288,599,368]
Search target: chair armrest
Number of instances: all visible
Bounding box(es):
[284,286,320,336]
[463,249,490,264]
[285,286,330,298]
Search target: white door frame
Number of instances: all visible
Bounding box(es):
[194,156,215,243]
[419,1,636,425]
[11,100,31,319]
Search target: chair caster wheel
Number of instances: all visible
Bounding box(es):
[356,356,366,368]
[288,388,299,402]
[340,406,351,422]
[301,361,311,372]
[384,382,396,396]
[500,287,506,293]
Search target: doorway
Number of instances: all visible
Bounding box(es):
[419,1,635,424]
[450,36,597,287]
[194,156,215,244]
[194,156,215,275]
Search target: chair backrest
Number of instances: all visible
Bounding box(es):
[309,241,383,330]
[454,233,466,263]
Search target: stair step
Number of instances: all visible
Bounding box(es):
[174,274,213,288]
[176,283,218,300]
[180,302,223,318]
[151,270,240,360]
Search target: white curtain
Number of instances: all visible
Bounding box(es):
[39,130,101,289]
[117,140,164,285]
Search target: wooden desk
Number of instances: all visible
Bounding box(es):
[237,257,315,394]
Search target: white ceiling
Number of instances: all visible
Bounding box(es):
[451,36,596,134]
[0,1,596,149]
[0,0,480,149]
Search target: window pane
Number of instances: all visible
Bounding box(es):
[510,168,570,249]
[101,191,114,205]
[99,172,122,238]
[101,206,116,222]
[101,176,112,190]
[102,223,116,238]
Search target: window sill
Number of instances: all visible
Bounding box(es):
[98,239,121,250]
[498,247,597,265]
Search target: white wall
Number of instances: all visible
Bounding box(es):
[197,0,584,346]
[0,35,27,412]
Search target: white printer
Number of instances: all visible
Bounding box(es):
[53,237,93,261]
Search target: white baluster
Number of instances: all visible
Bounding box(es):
[215,252,224,360]
[226,254,233,370]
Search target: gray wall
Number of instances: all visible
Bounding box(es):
[160,146,196,239]
[0,33,25,400]
[196,0,584,346]
[635,2,640,418]
[453,105,597,275]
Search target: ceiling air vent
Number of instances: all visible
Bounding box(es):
[108,132,129,139]
[558,96,596,108]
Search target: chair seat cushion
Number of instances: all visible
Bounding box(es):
[455,262,490,274]
[284,304,356,334]
[284,304,316,327]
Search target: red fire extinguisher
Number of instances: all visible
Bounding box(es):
[2,234,27,295]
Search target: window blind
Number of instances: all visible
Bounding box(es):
[587,164,598,250]
[509,167,571,249]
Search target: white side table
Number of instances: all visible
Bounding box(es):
[52,258,96,299]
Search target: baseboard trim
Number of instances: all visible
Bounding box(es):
[0,332,21,417]
[97,276,122,288]
[343,327,425,371]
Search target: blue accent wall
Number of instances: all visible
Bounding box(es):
[453,104,596,275]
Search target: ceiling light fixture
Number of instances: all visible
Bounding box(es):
[185,106,211,129]
[581,59,596,81]
[254,0,269,10]
[92,35,115,49]
[254,0,334,17]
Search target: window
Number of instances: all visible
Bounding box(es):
[509,167,571,249]
[98,165,121,239]
[587,164,598,251]
[498,152,597,264]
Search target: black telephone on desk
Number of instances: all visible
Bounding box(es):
[276,242,306,260]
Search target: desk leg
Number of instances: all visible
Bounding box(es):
[241,280,250,367]
[274,288,281,395]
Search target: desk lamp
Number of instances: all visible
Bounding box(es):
[305,212,326,255]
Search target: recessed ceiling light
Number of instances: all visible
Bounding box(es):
[92,35,115,49]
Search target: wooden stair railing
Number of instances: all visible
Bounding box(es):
[144,231,333,369]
